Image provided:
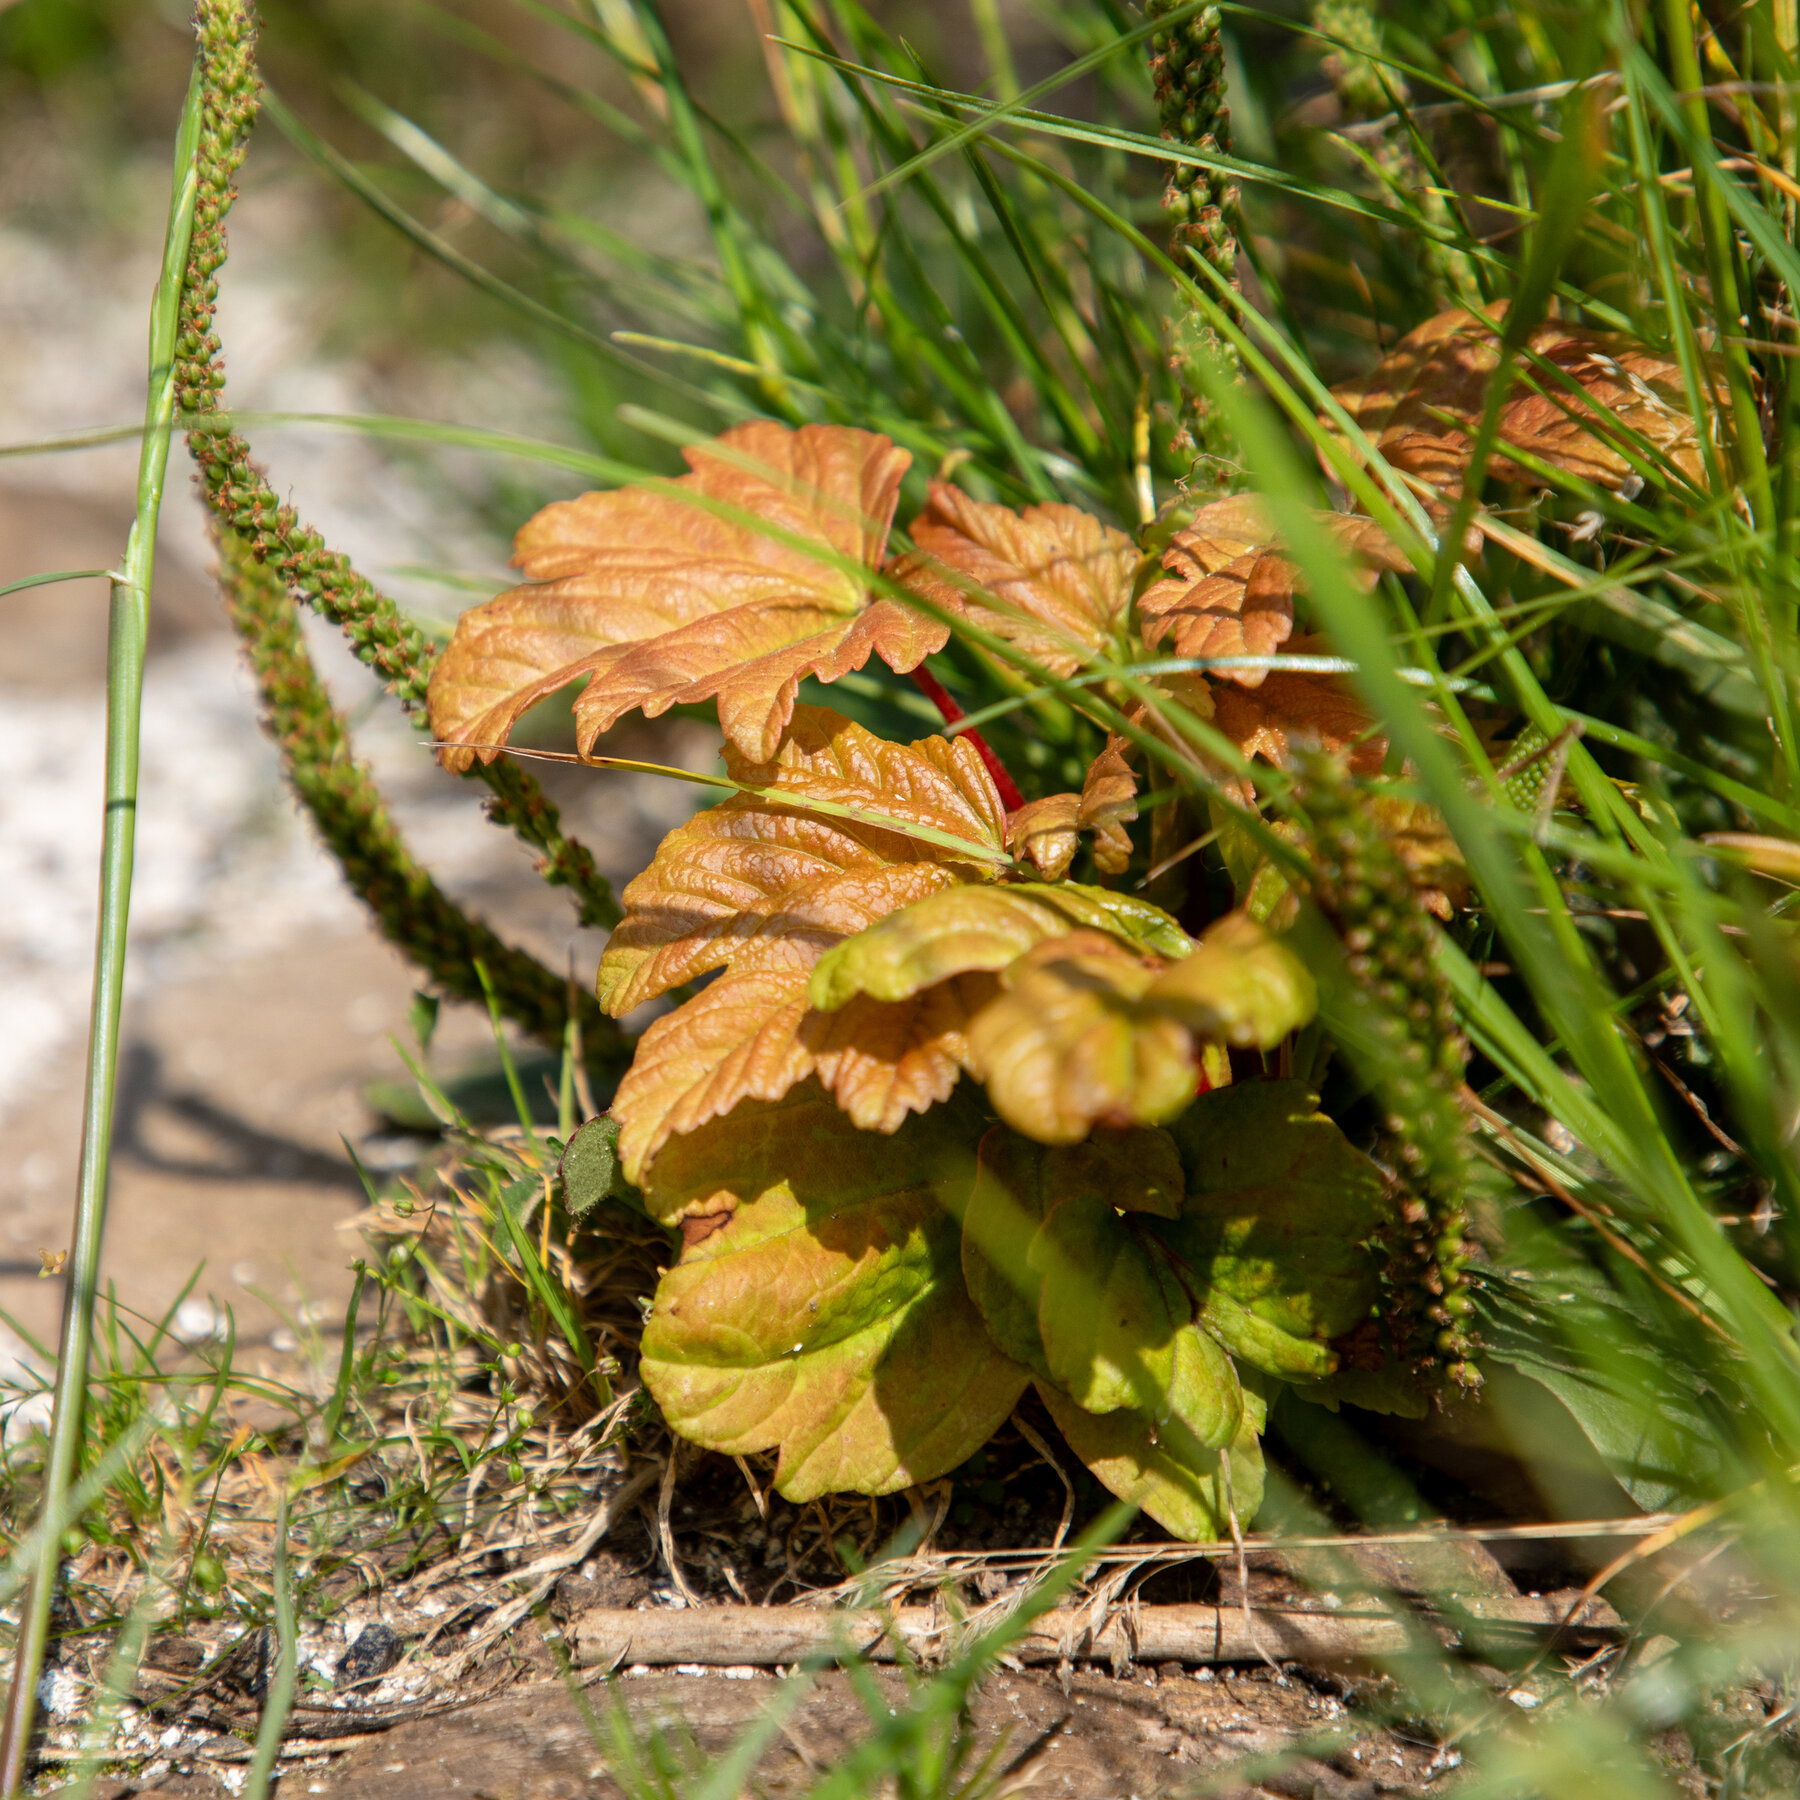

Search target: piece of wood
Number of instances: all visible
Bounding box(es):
[572,1593,1620,1671]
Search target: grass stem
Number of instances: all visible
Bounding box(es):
[0,61,203,1798]
[243,1486,298,1800]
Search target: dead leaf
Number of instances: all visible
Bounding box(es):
[596,708,1005,1016]
[890,482,1137,675]
[428,422,944,766]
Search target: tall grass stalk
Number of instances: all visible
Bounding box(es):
[0,61,204,1797]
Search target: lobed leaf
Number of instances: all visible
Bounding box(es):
[964,933,1197,1145]
[1029,1192,1183,1414]
[639,1093,1027,1499]
[890,481,1137,675]
[1138,500,1406,686]
[1145,911,1317,1049]
[1038,1345,1261,1541]
[733,706,1010,858]
[1162,1082,1389,1377]
[803,974,994,1136]
[1328,305,1730,497]
[1206,656,1388,782]
[1077,735,1139,875]
[428,422,944,766]
[1007,793,1080,881]
[611,964,995,1184]
[808,879,1189,1012]
[597,708,1003,1016]
[961,1127,1194,1403]
[610,968,816,1184]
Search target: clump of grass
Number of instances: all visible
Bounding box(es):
[12,0,1800,1794]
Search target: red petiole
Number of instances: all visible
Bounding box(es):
[910,664,1027,813]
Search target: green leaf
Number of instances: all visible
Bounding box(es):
[1038,1336,1260,1541]
[1029,1193,1182,1415]
[408,990,440,1053]
[1195,1285,1336,1381]
[808,880,1188,1010]
[557,1115,636,1219]
[959,1129,1057,1382]
[638,1092,1027,1499]
[1475,1270,1727,1511]
[1300,1364,1432,1420]
[958,1127,1188,1387]
[1163,1082,1388,1374]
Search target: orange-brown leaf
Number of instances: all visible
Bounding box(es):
[803,973,995,1135]
[1078,737,1138,875]
[612,969,817,1183]
[1007,794,1081,880]
[732,704,1010,857]
[428,422,939,767]
[1329,305,1729,497]
[612,967,997,1183]
[1366,793,1466,920]
[596,709,1007,1017]
[1138,501,1407,687]
[1207,658,1386,779]
[890,483,1136,675]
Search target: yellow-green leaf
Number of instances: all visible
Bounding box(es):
[1164,1082,1389,1375]
[960,1127,1188,1367]
[965,935,1196,1145]
[638,1095,1027,1498]
[809,881,1189,1012]
[1029,1193,1184,1415]
[1144,911,1316,1049]
[1038,1340,1261,1541]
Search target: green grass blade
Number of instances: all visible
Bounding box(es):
[0,59,203,1797]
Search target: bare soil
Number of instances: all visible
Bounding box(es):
[52,1661,1430,1800]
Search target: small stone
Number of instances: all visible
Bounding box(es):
[336,1622,404,1688]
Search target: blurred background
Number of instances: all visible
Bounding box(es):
[0,0,920,1350]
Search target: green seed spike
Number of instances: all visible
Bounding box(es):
[1142,0,1240,476]
[1299,751,1480,1388]
[180,0,620,938]
[216,530,621,1059]
[1497,721,1554,813]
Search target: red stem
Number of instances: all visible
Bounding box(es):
[910,665,1027,813]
